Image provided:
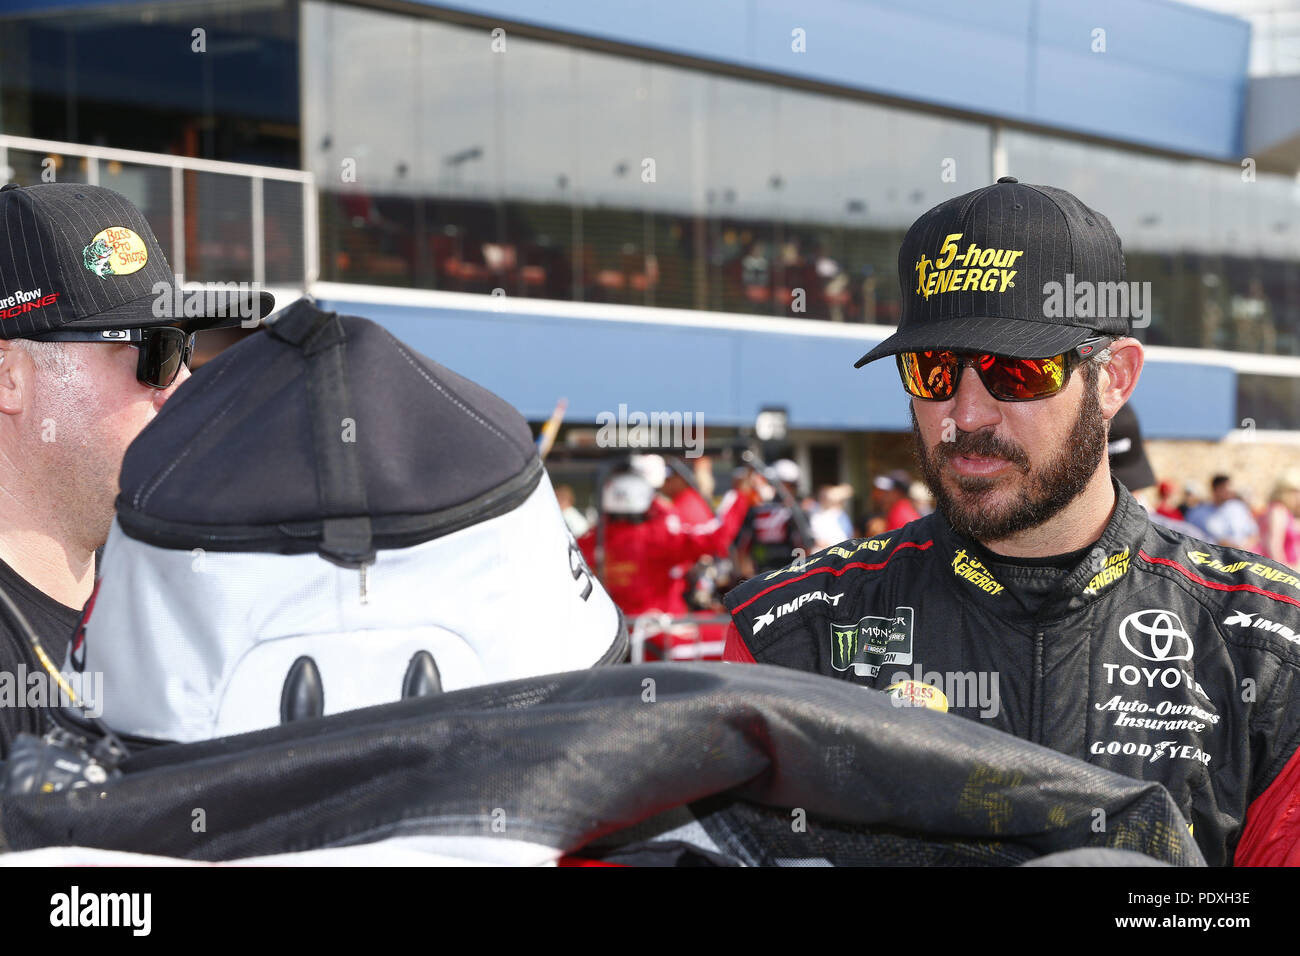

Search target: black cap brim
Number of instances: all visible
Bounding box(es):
[854,316,1093,368]
[61,290,277,333]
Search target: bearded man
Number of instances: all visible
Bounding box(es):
[721,178,1300,867]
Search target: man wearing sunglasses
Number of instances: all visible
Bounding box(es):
[721,178,1300,867]
[0,182,273,754]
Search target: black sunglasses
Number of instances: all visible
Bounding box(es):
[26,327,196,389]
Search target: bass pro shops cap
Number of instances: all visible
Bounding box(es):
[854,177,1128,367]
[0,182,274,337]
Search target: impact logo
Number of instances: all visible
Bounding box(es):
[753,590,843,635]
[83,227,148,277]
[914,232,1023,300]
[951,548,1004,595]
[1119,609,1193,662]
[830,606,914,678]
[1223,609,1300,646]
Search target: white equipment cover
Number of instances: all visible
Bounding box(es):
[69,470,623,743]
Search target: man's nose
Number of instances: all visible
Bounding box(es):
[152,362,191,410]
[948,365,1001,433]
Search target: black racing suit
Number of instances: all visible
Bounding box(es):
[722,480,1300,866]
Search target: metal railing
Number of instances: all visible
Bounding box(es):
[0,135,317,291]
[628,613,732,663]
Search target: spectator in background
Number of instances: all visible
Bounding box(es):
[810,484,855,550]
[554,484,590,539]
[578,470,755,617]
[1154,480,1184,523]
[736,459,812,576]
[1205,474,1260,552]
[1183,481,1214,535]
[1108,403,1204,537]
[873,470,921,531]
[716,466,751,517]
[1262,470,1300,570]
[908,480,935,517]
[661,463,713,527]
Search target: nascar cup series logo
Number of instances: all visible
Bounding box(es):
[82,227,148,278]
[914,232,1023,300]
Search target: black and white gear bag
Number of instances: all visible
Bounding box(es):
[67,297,625,743]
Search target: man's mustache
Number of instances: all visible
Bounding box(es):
[934,429,1030,471]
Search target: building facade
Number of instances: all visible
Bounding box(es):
[2,0,1298,498]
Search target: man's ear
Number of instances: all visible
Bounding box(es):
[0,339,34,416]
[1099,337,1143,419]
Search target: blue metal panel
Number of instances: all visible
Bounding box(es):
[1126,360,1237,440]
[406,0,1249,158]
[1,0,1251,158]
[317,295,1237,440]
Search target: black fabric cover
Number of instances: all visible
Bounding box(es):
[0,664,1204,866]
[113,297,540,558]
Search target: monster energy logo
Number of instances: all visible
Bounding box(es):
[830,607,914,677]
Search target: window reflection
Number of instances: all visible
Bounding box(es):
[300,1,1299,353]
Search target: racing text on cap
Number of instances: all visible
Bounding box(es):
[915,232,1024,300]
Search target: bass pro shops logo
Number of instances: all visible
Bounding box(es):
[914,232,1023,300]
[830,606,914,678]
[82,227,148,278]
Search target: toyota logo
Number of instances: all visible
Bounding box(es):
[1119,609,1194,662]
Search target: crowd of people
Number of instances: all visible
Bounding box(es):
[558,448,1300,630]
[555,454,947,622]
[1147,473,1300,566]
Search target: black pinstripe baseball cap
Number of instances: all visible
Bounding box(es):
[0,182,274,339]
[854,177,1128,367]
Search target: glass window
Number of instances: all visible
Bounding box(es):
[1,0,299,166]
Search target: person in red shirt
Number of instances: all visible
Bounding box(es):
[1154,480,1185,523]
[663,468,714,527]
[873,470,921,531]
[578,471,755,617]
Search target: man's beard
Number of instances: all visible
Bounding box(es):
[911,382,1108,542]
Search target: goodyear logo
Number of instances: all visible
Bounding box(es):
[915,232,1023,300]
[1083,547,1131,596]
[830,606,914,678]
[952,548,1004,595]
[83,226,148,277]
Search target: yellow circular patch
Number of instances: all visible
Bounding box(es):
[884,679,949,712]
[89,226,149,276]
